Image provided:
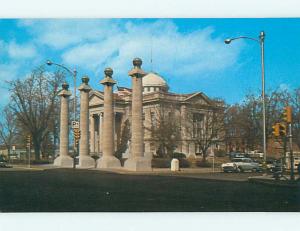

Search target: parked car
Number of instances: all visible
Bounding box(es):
[267,160,286,173]
[228,152,245,160]
[221,158,261,173]
[0,155,12,168]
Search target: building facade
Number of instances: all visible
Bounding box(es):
[88,72,224,158]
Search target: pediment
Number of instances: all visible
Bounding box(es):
[184,92,212,105]
[89,91,103,107]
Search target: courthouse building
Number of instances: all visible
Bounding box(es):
[88,72,223,158]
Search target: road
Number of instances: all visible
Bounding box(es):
[0,168,299,212]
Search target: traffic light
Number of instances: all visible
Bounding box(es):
[26,135,32,148]
[74,128,81,145]
[272,123,280,137]
[283,106,292,123]
[26,135,31,143]
[279,123,286,136]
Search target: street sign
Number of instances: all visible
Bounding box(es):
[72,121,80,129]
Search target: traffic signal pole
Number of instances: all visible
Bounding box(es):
[288,123,294,180]
[28,144,31,169]
[283,106,294,181]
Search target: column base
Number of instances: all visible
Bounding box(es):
[124,157,152,171]
[53,155,74,168]
[97,156,121,169]
[78,155,95,168]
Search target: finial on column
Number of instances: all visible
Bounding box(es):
[100,68,116,85]
[128,58,147,77]
[62,82,69,90]
[82,76,89,84]
[133,58,142,68]
[104,68,113,78]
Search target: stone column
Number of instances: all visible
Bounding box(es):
[97,68,121,168]
[90,115,95,154]
[99,112,103,154]
[180,104,189,156]
[124,58,152,171]
[78,76,95,168]
[54,82,73,167]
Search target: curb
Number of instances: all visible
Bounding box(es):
[248,177,299,188]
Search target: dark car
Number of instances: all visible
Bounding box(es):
[229,152,245,160]
[268,161,285,173]
[0,155,11,168]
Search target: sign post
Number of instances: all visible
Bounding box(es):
[72,122,80,169]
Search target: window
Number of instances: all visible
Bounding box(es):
[151,112,156,127]
[192,113,204,138]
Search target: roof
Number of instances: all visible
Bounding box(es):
[142,72,168,88]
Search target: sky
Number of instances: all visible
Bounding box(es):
[0,18,300,107]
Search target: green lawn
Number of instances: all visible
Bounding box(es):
[0,169,299,212]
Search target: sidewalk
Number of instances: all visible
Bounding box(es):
[248,174,300,187]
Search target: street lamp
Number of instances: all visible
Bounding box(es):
[46,60,77,121]
[225,31,267,163]
[46,60,78,165]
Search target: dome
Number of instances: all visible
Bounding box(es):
[142,72,169,93]
[143,72,167,87]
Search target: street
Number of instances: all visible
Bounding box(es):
[0,168,299,212]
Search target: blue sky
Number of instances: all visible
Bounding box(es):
[0,18,300,106]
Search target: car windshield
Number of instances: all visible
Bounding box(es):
[233,158,252,163]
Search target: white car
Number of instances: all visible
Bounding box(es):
[222,158,261,173]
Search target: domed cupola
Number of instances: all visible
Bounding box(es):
[142,72,169,93]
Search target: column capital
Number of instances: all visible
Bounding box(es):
[78,76,92,92]
[58,82,72,97]
[128,58,147,78]
[100,67,116,86]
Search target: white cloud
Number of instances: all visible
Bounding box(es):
[7,41,37,59]
[17,19,243,83]
[279,83,290,91]
[63,20,242,79]
[18,19,120,49]
[0,63,20,81]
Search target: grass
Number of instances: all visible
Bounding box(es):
[0,168,299,212]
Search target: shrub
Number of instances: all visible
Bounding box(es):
[196,160,212,167]
[31,159,51,165]
[179,158,190,168]
[172,152,186,159]
[214,149,226,157]
[152,158,170,168]
[91,155,100,161]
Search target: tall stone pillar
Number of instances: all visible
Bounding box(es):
[97,68,121,169]
[99,113,103,153]
[54,82,73,167]
[90,115,95,153]
[78,76,95,168]
[124,58,152,171]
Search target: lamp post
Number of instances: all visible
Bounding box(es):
[46,60,78,165]
[225,31,267,163]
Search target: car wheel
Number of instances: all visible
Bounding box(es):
[238,167,244,173]
[251,168,257,172]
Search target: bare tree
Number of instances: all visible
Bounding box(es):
[189,104,225,163]
[0,105,18,159]
[146,104,181,158]
[291,87,300,148]
[115,119,131,159]
[8,67,65,160]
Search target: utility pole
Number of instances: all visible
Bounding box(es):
[27,135,31,168]
[288,123,294,180]
[283,106,294,180]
